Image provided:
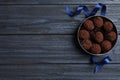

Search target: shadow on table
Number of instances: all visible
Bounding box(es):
[73,23,89,56]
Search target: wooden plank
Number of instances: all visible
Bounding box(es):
[0,0,120,5]
[0,35,119,64]
[0,5,120,34]
[0,64,119,80]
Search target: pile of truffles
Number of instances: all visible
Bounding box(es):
[79,16,117,54]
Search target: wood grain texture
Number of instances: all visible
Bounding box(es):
[0,5,120,34]
[0,0,120,5]
[0,1,120,80]
[0,35,119,64]
[0,64,120,80]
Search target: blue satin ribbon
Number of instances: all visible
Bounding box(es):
[66,6,90,17]
[66,3,106,17]
[90,3,106,16]
[91,56,112,73]
[66,3,111,73]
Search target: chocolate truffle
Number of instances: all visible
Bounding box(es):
[107,31,117,42]
[94,31,104,43]
[79,29,90,39]
[81,39,92,50]
[84,20,94,30]
[93,17,103,27]
[103,21,113,32]
[101,40,112,51]
[90,44,101,54]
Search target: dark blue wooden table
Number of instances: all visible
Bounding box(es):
[0,0,120,80]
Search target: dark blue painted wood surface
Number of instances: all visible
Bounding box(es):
[0,0,120,80]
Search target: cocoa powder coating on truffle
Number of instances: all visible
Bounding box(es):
[79,30,90,39]
[90,44,101,54]
[107,31,117,42]
[84,20,94,30]
[101,40,112,51]
[81,39,92,50]
[94,31,104,43]
[93,17,103,27]
[103,21,113,32]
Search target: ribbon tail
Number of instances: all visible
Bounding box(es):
[101,4,106,16]
[90,3,106,16]
[66,6,82,17]
[83,6,90,17]
[94,56,112,73]
[66,6,74,17]
[66,6,90,17]
[94,63,104,73]
[91,55,97,64]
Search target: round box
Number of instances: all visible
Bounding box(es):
[77,16,118,56]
